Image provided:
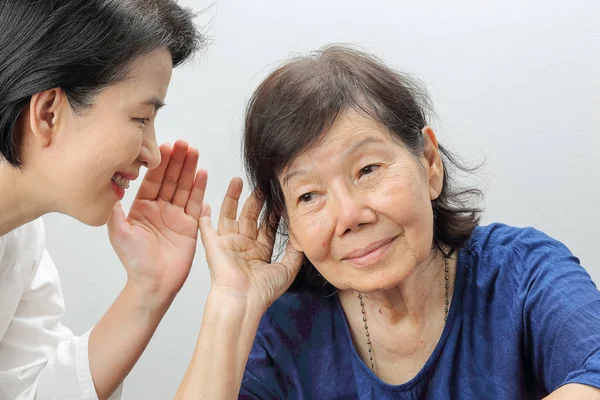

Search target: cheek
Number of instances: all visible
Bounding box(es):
[289,212,333,262]
[52,165,116,226]
[375,173,435,251]
[88,113,143,158]
[109,124,144,157]
[129,130,145,154]
[377,173,428,222]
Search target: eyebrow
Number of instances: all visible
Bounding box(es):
[282,168,312,186]
[281,136,387,185]
[341,135,387,160]
[143,97,166,110]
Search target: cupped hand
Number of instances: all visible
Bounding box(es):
[108,140,208,304]
[199,178,303,311]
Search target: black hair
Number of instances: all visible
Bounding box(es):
[243,45,482,295]
[0,0,203,167]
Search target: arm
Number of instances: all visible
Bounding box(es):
[517,230,600,396]
[545,383,600,399]
[1,259,169,400]
[0,246,119,400]
[87,282,173,399]
[175,289,263,400]
[174,179,303,399]
[89,141,207,399]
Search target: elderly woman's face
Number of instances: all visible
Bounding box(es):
[281,109,444,292]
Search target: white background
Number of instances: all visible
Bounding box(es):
[43,0,600,398]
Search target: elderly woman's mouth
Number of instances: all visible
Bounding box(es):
[342,236,397,267]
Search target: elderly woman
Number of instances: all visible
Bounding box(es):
[178,46,600,399]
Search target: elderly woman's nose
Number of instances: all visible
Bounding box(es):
[332,188,375,236]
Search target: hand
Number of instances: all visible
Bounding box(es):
[108,140,208,306]
[199,177,303,311]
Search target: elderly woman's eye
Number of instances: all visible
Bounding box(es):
[298,192,317,203]
[360,164,379,176]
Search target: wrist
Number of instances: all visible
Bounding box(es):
[177,287,264,400]
[123,280,175,319]
[205,286,266,323]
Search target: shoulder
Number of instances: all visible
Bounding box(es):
[466,223,587,292]
[21,218,45,245]
[468,222,573,264]
[1,218,45,253]
[0,218,46,276]
[469,223,565,251]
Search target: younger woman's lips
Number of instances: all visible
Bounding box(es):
[111,180,125,200]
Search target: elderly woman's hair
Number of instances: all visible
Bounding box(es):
[243,45,482,295]
[0,0,203,167]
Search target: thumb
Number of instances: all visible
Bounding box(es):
[200,201,211,218]
[107,201,127,240]
[198,202,216,244]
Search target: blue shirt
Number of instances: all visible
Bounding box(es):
[240,224,600,399]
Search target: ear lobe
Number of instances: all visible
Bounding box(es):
[29,88,63,147]
[422,126,444,200]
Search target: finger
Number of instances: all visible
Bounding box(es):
[200,202,211,218]
[172,147,200,208]
[107,201,127,240]
[238,190,263,240]
[185,169,208,220]
[217,177,243,235]
[198,204,216,245]
[135,144,172,201]
[157,140,189,202]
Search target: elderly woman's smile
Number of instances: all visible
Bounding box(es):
[341,235,399,267]
[281,109,442,292]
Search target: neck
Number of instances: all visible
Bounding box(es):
[339,249,456,357]
[342,249,453,326]
[0,163,47,236]
[338,249,457,382]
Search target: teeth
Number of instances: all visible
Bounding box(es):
[111,174,130,189]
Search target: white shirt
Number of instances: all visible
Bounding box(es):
[0,219,122,400]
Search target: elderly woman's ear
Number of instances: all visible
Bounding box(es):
[422,126,444,201]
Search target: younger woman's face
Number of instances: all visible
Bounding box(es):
[25,48,173,225]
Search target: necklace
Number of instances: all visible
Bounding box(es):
[358,256,449,373]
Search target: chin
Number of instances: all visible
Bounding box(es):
[337,269,410,294]
[348,281,400,294]
[67,203,114,227]
[83,214,111,227]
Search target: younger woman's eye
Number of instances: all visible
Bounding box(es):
[134,118,150,125]
[360,164,379,176]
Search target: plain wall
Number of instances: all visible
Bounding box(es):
[43,0,600,398]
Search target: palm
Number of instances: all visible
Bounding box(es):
[199,179,303,310]
[119,200,197,290]
[109,141,207,297]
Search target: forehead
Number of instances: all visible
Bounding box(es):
[101,48,173,107]
[283,109,397,175]
[126,48,173,89]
